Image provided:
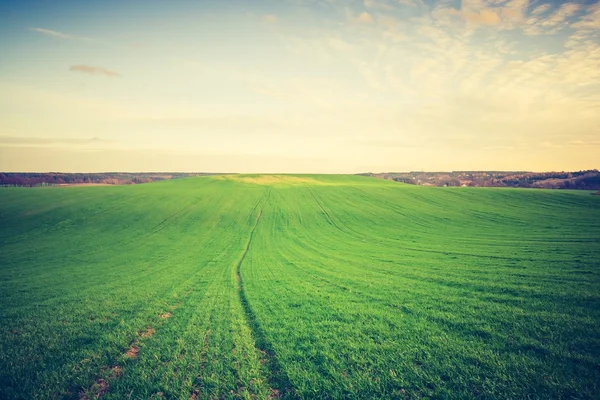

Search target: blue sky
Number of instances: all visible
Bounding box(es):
[0,0,599,172]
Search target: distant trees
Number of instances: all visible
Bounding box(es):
[0,173,218,187]
[365,170,600,190]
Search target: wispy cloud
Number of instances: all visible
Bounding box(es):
[363,0,394,11]
[355,12,374,24]
[0,136,111,147]
[6,0,600,171]
[363,139,420,148]
[30,27,97,42]
[569,140,600,146]
[69,65,121,77]
[524,3,581,35]
[571,2,600,30]
[30,27,73,39]
[262,14,279,24]
[460,9,501,26]
[432,0,525,29]
[531,4,551,16]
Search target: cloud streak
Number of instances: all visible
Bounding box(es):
[30,27,73,39]
[0,136,112,147]
[69,65,121,77]
[30,27,98,42]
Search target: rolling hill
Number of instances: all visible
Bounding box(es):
[1,175,599,399]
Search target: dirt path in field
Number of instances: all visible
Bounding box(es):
[235,189,292,398]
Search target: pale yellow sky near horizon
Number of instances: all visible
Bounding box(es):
[1,0,599,172]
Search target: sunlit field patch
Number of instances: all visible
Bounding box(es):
[214,174,375,186]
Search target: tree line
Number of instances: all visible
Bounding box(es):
[0,172,220,187]
[360,170,600,190]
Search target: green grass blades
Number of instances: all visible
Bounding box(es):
[1,175,599,399]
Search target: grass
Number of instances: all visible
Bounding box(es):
[0,174,599,399]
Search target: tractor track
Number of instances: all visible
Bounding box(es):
[234,189,293,398]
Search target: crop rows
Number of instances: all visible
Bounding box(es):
[1,175,599,399]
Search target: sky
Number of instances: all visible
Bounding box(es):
[0,0,599,173]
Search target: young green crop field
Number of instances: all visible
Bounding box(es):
[1,175,599,399]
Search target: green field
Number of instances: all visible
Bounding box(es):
[1,175,599,399]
